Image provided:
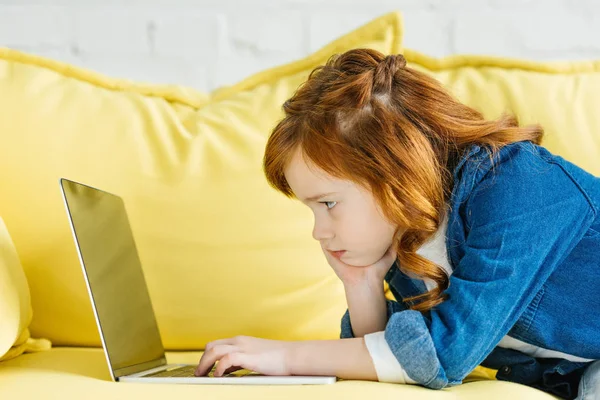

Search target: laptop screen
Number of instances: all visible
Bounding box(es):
[60,179,165,375]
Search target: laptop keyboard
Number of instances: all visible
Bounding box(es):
[143,364,255,378]
[144,365,199,378]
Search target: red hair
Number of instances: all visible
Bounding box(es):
[263,48,544,311]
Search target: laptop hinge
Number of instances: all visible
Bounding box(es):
[113,356,167,379]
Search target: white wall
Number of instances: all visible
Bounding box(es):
[1,0,598,93]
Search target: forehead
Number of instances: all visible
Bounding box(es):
[284,148,344,196]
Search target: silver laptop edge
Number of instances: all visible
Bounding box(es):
[59,178,168,381]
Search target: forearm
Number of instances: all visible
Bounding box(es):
[288,338,378,381]
[344,278,388,337]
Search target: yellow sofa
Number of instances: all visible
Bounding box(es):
[1,11,598,399]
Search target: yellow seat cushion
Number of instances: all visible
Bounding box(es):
[0,217,51,361]
[0,347,557,399]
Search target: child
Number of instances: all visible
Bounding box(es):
[194,49,600,399]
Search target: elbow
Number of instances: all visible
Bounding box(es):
[412,363,465,389]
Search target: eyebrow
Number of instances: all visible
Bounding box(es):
[301,192,337,203]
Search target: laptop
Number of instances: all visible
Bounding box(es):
[59,178,337,385]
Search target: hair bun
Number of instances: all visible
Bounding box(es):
[385,54,407,69]
[373,54,406,94]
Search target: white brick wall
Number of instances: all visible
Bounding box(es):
[0,0,598,92]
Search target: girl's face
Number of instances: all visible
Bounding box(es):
[284,148,397,267]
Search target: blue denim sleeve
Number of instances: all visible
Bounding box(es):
[382,146,596,389]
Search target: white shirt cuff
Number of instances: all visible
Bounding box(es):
[363,331,416,384]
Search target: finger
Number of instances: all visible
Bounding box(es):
[214,352,249,377]
[196,344,236,376]
[203,337,236,353]
[195,344,238,376]
[198,337,240,370]
[222,365,243,376]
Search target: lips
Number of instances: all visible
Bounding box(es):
[328,250,346,259]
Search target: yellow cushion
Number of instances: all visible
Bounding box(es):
[402,50,600,176]
[0,217,51,361]
[0,12,403,348]
[0,347,556,399]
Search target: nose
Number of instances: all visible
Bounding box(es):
[312,216,334,241]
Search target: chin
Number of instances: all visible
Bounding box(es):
[345,255,379,267]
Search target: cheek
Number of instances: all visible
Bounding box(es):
[357,211,395,246]
[342,213,378,245]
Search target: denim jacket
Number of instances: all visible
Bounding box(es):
[340,140,600,398]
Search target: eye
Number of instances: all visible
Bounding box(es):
[321,201,337,210]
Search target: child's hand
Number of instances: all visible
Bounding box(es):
[194,336,293,377]
[322,244,397,287]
